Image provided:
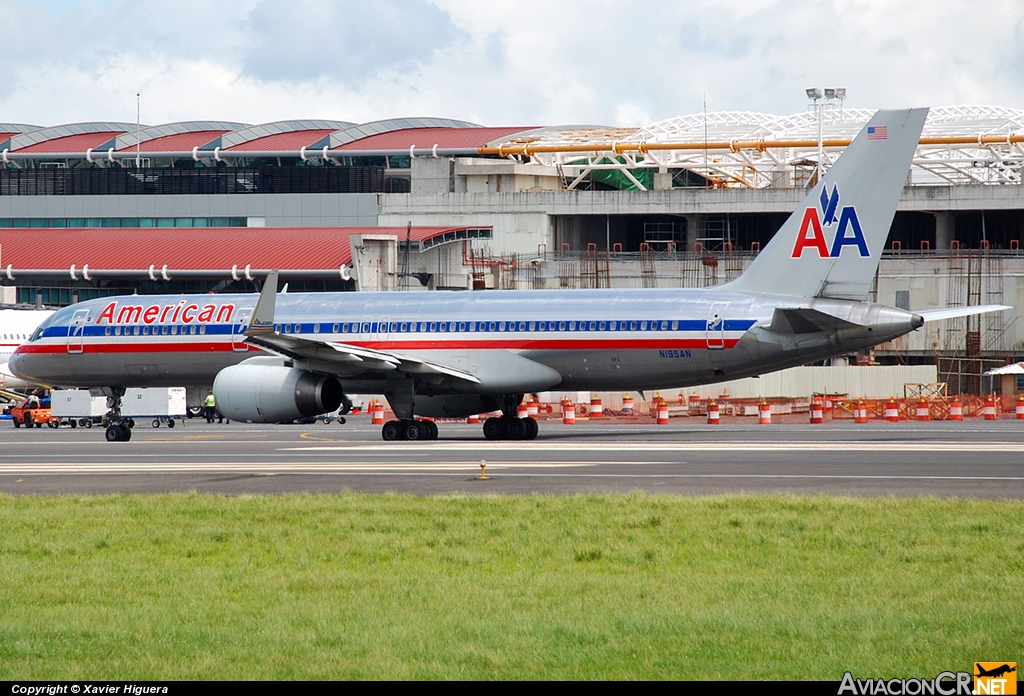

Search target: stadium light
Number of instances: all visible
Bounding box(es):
[806,87,823,101]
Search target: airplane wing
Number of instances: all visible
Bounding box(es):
[916,304,1011,322]
[245,271,481,385]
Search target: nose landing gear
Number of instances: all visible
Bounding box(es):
[101,388,133,442]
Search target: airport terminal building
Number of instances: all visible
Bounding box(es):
[1,106,1022,390]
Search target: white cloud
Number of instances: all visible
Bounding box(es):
[0,0,1022,129]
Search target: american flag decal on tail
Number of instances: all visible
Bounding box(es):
[867,125,888,140]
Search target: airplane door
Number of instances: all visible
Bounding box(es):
[359,315,373,342]
[233,309,252,352]
[67,309,88,354]
[706,302,728,350]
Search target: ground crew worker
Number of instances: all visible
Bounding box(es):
[204,390,217,423]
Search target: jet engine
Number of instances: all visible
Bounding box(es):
[213,364,343,423]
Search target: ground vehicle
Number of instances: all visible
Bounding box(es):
[10,396,51,428]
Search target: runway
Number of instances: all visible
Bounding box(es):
[1,418,1022,497]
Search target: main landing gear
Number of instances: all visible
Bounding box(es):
[483,416,538,441]
[381,419,439,441]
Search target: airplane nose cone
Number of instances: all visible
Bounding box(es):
[8,351,29,380]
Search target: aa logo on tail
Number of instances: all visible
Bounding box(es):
[791,184,870,259]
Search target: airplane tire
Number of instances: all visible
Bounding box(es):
[523,417,538,440]
[424,420,438,440]
[503,417,526,440]
[403,420,423,441]
[105,425,121,442]
[482,417,503,440]
[381,420,401,441]
[123,425,132,441]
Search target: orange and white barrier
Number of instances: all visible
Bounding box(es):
[949,396,963,421]
[915,398,930,422]
[885,397,899,423]
[657,400,669,425]
[1016,394,1024,420]
[467,414,480,424]
[855,399,868,424]
[688,392,700,415]
[707,399,720,425]
[527,399,538,419]
[758,399,771,424]
[371,401,385,425]
[518,402,528,419]
[622,393,634,413]
[983,394,997,420]
[810,396,823,424]
[562,400,576,425]
[590,394,603,418]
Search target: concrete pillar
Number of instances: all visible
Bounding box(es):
[653,167,672,191]
[933,212,954,250]
[685,215,703,251]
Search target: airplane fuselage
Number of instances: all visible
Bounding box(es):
[11,287,921,395]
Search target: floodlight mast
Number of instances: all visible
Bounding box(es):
[806,87,823,183]
[806,87,846,183]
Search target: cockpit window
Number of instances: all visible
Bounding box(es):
[29,327,44,342]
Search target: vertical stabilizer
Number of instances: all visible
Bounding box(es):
[726,108,927,300]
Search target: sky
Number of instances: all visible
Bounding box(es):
[2,0,1023,129]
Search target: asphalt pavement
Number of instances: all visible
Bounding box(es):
[0,416,1022,497]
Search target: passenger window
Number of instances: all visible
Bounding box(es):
[630,321,637,331]
[105,327,111,336]
[200,325,206,335]
[671,321,678,330]
[314,323,320,333]
[599,321,606,331]
[488,322,496,331]
[559,321,566,331]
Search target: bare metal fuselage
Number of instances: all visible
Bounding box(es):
[11,286,921,397]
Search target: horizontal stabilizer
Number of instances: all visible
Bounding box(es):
[770,307,862,334]
[917,305,1011,323]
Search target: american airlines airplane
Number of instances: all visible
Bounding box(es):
[0,308,55,390]
[10,108,1008,443]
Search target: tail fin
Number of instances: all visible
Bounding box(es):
[727,108,927,300]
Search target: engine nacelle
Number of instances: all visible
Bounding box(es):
[213,364,343,423]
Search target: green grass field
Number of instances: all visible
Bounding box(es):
[1,493,1021,679]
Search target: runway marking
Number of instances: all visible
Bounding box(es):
[284,441,1024,453]
[0,462,593,473]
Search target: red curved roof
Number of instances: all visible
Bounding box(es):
[337,126,531,151]
[15,132,124,153]
[0,226,482,270]
[116,131,228,153]
[224,130,335,152]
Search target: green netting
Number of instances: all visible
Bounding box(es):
[584,157,654,191]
